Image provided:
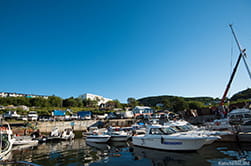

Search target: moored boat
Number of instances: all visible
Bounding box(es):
[132,125,217,151]
[13,136,38,146]
[61,128,75,140]
[86,133,110,143]
[0,121,14,160]
[107,127,131,141]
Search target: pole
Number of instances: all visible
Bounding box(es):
[229,24,251,80]
[220,53,243,105]
[220,24,246,106]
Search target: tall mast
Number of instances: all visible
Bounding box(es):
[219,24,247,106]
[229,24,251,80]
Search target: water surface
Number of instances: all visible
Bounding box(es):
[1,139,251,166]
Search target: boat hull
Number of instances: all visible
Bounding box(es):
[110,135,130,142]
[86,136,110,143]
[132,135,207,151]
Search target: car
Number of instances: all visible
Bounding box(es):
[3,111,21,120]
[71,114,79,120]
[18,115,28,121]
[39,115,50,122]
[28,111,38,121]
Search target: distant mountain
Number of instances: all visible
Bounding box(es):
[230,88,251,101]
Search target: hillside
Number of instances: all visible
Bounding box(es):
[138,95,218,107]
[138,88,251,107]
[230,88,251,101]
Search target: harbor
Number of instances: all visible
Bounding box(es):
[1,1,251,166]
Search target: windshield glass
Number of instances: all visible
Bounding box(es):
[160,127,176,135]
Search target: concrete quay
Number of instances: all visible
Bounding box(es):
[11,119,136,136]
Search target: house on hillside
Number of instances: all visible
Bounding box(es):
[79,93,112,106]
[132,106,154,117]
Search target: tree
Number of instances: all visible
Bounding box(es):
[63,97,78,107]
[188,101,204,110]
[30,97,49,107]
[162,99,171,110]
[83,99,98,107]
[127,98,138,108]
[171,97,188,112]
[48,96,63,107]
[75,98,83,107]
[105,99,122,109]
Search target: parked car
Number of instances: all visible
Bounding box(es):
[39,115,50,122]
[18,115,28,121]
[71,114,79,120]
[65,115,71,121]
[3,111,21,120]
[83,114,91,120]
[96,114,108,120]
[28,111,38,121]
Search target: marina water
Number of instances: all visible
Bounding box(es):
[1,139,251,166]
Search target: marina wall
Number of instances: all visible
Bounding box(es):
[37,120,98,132]
[11,119,136,136]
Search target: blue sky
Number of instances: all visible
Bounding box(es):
[1,0,251,102]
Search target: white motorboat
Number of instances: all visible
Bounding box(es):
[61,128,75,140]
[132,125,217,151]
[109,131,130,142]
[0,121,14,160]
[164,120,222,144]
[86,133,110,143]
[205,108,251,131]
[82,127,99,137]
[13,136,38,145]
[50,127,61,137]
[107,127,131,141]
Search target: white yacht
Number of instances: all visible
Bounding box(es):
[86,131,110,143]
[0,122,14,160]
[132,125,218,151]
[205,108,251,131]
[108,127,130,142]
[164,120,222,144]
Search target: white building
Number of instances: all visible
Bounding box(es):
[79,93,112,106]
[132,106,154,117]
[0,92,48,99]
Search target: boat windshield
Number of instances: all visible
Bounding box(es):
[160,127,177,135]
[149,127,176,135]
[171,125,193,132]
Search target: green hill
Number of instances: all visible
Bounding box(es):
[230,88,251,101]
[137,88,251,108]
[138,95,218,107]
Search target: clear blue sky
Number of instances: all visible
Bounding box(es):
[1,0,251,102]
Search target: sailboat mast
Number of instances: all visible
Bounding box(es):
[229,24,251,80]
[219,24,246,106]
[220,52,243,105]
